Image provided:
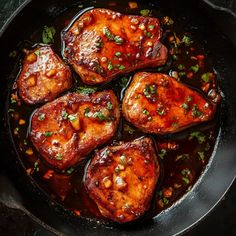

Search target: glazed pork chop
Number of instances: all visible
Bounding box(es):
[85,137,160,223]
[30,90,120,171]
[17,45,72,105]
[62,8,167,85]
[122,72,216,134]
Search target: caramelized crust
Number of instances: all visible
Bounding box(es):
[30,91,120,170]
[17,46,72,104]
[62,8,167,85]
[122,72,216,134]
[85,137,160,223]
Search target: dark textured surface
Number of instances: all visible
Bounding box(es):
[0,0,235,235]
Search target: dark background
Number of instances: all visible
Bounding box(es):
[0,0,235,235]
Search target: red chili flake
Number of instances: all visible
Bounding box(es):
[43,169,54,180]
[197,54,205,60]
[190,47,195,51]
[74,210,81,216]
[163,187,173,198]
[186,72,194,79]
[201,83,210,93]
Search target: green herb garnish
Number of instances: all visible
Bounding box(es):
[201,72,211,83]
[44,131,53,137]
[197,152,205,162]
[76,86,97,94]
[192,105,202,117]
[142,109,150,115]
[190,64,200,73]
[115,51,121,57]
[84,107,91,117]
[149,25,155,30]
[119,77,128,88]
[124,124,135,134]
[189,131,206,144]
[114,36,123,45]
[182,35,193,46]
[103,27,114,40]
[61,111,68,120]
[158,149,167,159]
[67,167,74,174]
[119,65,126,70]
[42,26,56,44]
[68,114,77,121]
[143,84,156,98]
[56,154,63,160]
[38,113,45,121]
[108,61,114,71]
[34,50,40,57]
[140,9,151,17]
[175,154,189,161]
[107,102,113,110]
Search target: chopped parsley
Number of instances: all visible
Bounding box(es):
[44,131,53,137]
[119,77,128,88]
[103,27,114,40]
[38,113,45,121]
[108,61,114,71]
[201,72,211,83]
[140,9,151,17]
[68,114,77,121]
[115,51,121,57]
[107,102,113,110]
[181,103,189,113]
[76,86,97,94]
[96,112,106,121]
[42,26,56,44]
[8,108,15,113]
[158,149,167,159]
[187,96,192,102]
[124,124,135,134]
[189,131,206,144]
[146,31,152,38]
[142,109,150,115]
[149,24,155,30]
[175,154,189,161]
[114,36,123,45]
[67,167,74,174]
[34,50,40,57]
[181,168,191,184]
[115,166,120,174]
[179,71,186,78]
[190,64,200,73]
[34,161,39,172]
[143,84,157,98]
[84,107,91,117]
[119,65,126,70]
[198,151,205,162]
[56,154,63,160]
[61,111,68,120]
[172,122,179,127]
[95,38,103,48]
[182,177,190,184]
[192,105,202,117]
[178,64,185,70]
[182,35,193,46]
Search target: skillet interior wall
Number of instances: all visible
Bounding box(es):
[0,0,236,235]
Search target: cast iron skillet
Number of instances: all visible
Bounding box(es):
[0,0,236,235]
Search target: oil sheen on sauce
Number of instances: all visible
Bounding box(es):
[8,0,221,223]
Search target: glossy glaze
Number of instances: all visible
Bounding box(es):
[62,8,167,84]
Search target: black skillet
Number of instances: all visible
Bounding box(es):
[0,0,236,235]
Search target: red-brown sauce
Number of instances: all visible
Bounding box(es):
[8,0,221,223]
